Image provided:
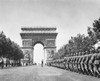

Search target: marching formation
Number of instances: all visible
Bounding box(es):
[49,18,100,78]
[49,52,100,78]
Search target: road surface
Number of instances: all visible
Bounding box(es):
[0,65,100,81]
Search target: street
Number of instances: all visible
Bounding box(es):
[0,65,99,81]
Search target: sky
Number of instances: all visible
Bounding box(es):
[0,0,100,63]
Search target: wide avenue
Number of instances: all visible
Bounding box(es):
[0,65,99,81]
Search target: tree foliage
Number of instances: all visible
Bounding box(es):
[88,18,100,41]
[0,31,24,60]
[53,18,100,59]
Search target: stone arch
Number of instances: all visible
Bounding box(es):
[33,41,44,47]
[20,27,58,64]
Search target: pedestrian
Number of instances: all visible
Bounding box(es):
[41,60,43,67]
[0,57,4,69]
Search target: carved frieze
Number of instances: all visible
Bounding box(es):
[23,39,32,47]
[46,39,55,47]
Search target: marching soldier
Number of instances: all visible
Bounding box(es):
[93,54,100,78]
[82,56,87,75]
[89,55,95,76]
[87,55,92,76]
[81,57,86,74]
[77,57,81,73]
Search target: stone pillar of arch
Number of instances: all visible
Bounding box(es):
[20,27,58,64]
[44,39,56,64]
[21,39,33,64]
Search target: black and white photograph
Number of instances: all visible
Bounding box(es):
[0,0,100,81]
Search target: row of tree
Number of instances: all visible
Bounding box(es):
[53,18,100,59]
[0,31,24,61]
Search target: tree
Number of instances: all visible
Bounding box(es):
[52,17,100,60]
[0,31,24,61]
[88,18,100,42]
[0,31,7,57]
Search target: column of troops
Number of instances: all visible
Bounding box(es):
[49,50,100,78]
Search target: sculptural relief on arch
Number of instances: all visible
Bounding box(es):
[20,27,58,65]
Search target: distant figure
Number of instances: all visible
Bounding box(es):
[41,60,43,67]
[0,57,4,68]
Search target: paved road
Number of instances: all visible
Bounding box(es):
[0,65,100,81]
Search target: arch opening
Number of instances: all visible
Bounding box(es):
[34,43,44,64]
[33,41,44,47]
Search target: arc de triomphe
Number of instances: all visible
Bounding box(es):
[20,27,58,64]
